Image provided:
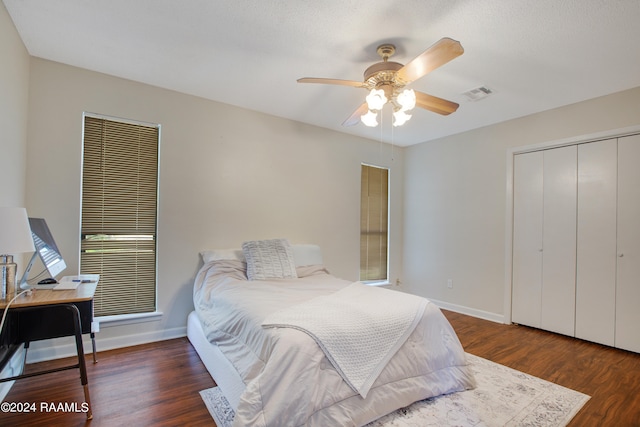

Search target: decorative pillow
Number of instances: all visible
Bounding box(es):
[242,239,298,280]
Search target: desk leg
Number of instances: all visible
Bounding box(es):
[65,305,93,420]
[22,342,30,373]
[90,332,98,364]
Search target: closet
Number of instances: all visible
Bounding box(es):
[511,134,640,353]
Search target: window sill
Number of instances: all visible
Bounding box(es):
[362,280,391,287]
[96,311,163,328]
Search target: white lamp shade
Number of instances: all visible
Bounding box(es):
[397,89,416,111]
[365,89,387,111]
[360,110,379,127]
[0,207,35,254]
[393,109,412,127]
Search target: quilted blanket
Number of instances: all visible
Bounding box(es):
[262,282,428,398]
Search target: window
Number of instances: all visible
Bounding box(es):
[81,115,159,317]
[360,164,389,282]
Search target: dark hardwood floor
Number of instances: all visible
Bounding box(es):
[2,338,215,426]
[445,310,640,427]
[3,310,640,426]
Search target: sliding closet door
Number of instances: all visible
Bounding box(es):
[512,151,543,328]
[575,139,617,346]
[616,134,640,353]
[540,145,577,336]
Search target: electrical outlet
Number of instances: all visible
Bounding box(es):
[447,279,453,289]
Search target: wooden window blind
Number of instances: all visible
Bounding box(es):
[81,116,159,316]
[360,164,389,282]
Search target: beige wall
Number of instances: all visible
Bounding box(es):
[403,86,640,321]
[0,2,29,206]
[24,57,405,357]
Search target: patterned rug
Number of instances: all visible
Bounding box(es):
[200,353,590,427]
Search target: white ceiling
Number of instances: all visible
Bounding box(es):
[4,0,640,146]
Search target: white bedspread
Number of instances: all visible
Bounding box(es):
[262,281,427,398]
[194,260,476,427]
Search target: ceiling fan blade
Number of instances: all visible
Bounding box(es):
[415,91,459,115]
[396,37,464,84]
[342,103,369,126]
[297,77,365,88]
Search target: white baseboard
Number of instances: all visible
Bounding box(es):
[25,326,187,364]
[428,298,506,324]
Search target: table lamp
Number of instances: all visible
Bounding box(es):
[0,207,35,300]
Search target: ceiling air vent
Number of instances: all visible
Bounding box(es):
[462,86,494,102]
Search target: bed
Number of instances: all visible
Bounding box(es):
[187,239,475,426]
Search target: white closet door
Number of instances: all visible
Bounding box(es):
[616,134,640,353]
[576,139,617,346]
[541,146,577,336]
[512,151,543,328]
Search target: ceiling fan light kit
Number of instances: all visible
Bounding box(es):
[360,109,379,127]
[392,108,412,127]
[365,88,387,111]
[362,87,416,127]
[298,37,464,128]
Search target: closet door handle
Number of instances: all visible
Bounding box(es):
[618,253,624,258]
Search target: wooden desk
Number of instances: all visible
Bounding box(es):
[0,283,96,420]
[1,282,97,308]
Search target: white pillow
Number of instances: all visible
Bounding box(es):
[200,243,323,267]
[242,239,298,280]
[291,244,323,267]
[200,248,245,263]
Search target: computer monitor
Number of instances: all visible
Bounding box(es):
[19,218,67,288]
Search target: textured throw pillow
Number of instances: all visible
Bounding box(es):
[242,239,298,280]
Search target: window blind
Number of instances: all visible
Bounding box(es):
[360,164,389,282]
[81,116,159,316]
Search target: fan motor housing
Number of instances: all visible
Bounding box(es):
[364,61,403,81]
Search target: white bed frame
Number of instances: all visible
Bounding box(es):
[187,310,245,409]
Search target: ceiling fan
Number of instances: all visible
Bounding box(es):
[298,37,464,127]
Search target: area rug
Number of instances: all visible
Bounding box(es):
[200,353,590,427]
